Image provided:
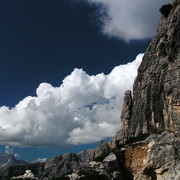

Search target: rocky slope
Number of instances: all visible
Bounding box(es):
[0,152,82,180]
[0,0,179,179]
[0,153,27,173]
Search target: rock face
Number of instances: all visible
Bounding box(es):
[110,0,180,148]
[115,132,180,180]
[67,153,122,180]
[40,152,81,180]
[0,153,27,173]
[0,1,179,179]
[108,0,180,179]
[78,149,95,162]
[123,0,180,139]
[0,152,81,180]
[93,140,110,160]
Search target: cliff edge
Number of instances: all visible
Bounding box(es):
[107,0,180,179]
[110,0,180,147]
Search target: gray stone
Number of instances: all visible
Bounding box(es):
[0,153,27,173]
[77,149,95,162]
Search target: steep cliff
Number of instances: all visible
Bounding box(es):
[127,0,180,138]
[107,0,180,179]
[110,0,180,147]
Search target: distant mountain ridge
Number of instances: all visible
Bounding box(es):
[0,153,27,173]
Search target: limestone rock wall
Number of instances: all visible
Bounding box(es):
[120,0,180,140]
[109,1,180,179]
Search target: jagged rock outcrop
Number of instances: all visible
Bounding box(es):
[78,140,111,163]
[12,170,38,179]
[92,140,110,160]
[125,0,180,139]
[66,153,122,180]
[114,132,180,180]
[110,0,180,148]
[0,153,27,173]
[108,0,180,179]
[40,152,81,179]
[0,152,81,180]
[78,149,95,162]
[109,90,134,147]
[0,162,44,180]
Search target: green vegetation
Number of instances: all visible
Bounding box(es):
[159,4,173,17]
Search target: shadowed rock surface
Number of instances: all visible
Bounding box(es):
[0,162,44,180]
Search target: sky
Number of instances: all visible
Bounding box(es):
[0,0,169,162]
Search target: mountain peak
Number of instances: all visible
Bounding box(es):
[0,153,27,173]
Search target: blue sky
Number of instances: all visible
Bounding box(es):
[0,0,168,162]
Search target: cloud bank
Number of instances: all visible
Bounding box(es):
[35,158,48,163]
[82,0,169,41]
[0,54,143,148]
[5,145,13,154]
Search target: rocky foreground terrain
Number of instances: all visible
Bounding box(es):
[0,0,179,179]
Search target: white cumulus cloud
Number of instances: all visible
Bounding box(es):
[5,145,13,154]
[0,54,143,148]
[34,158,48,163]
[81,0,169,41]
